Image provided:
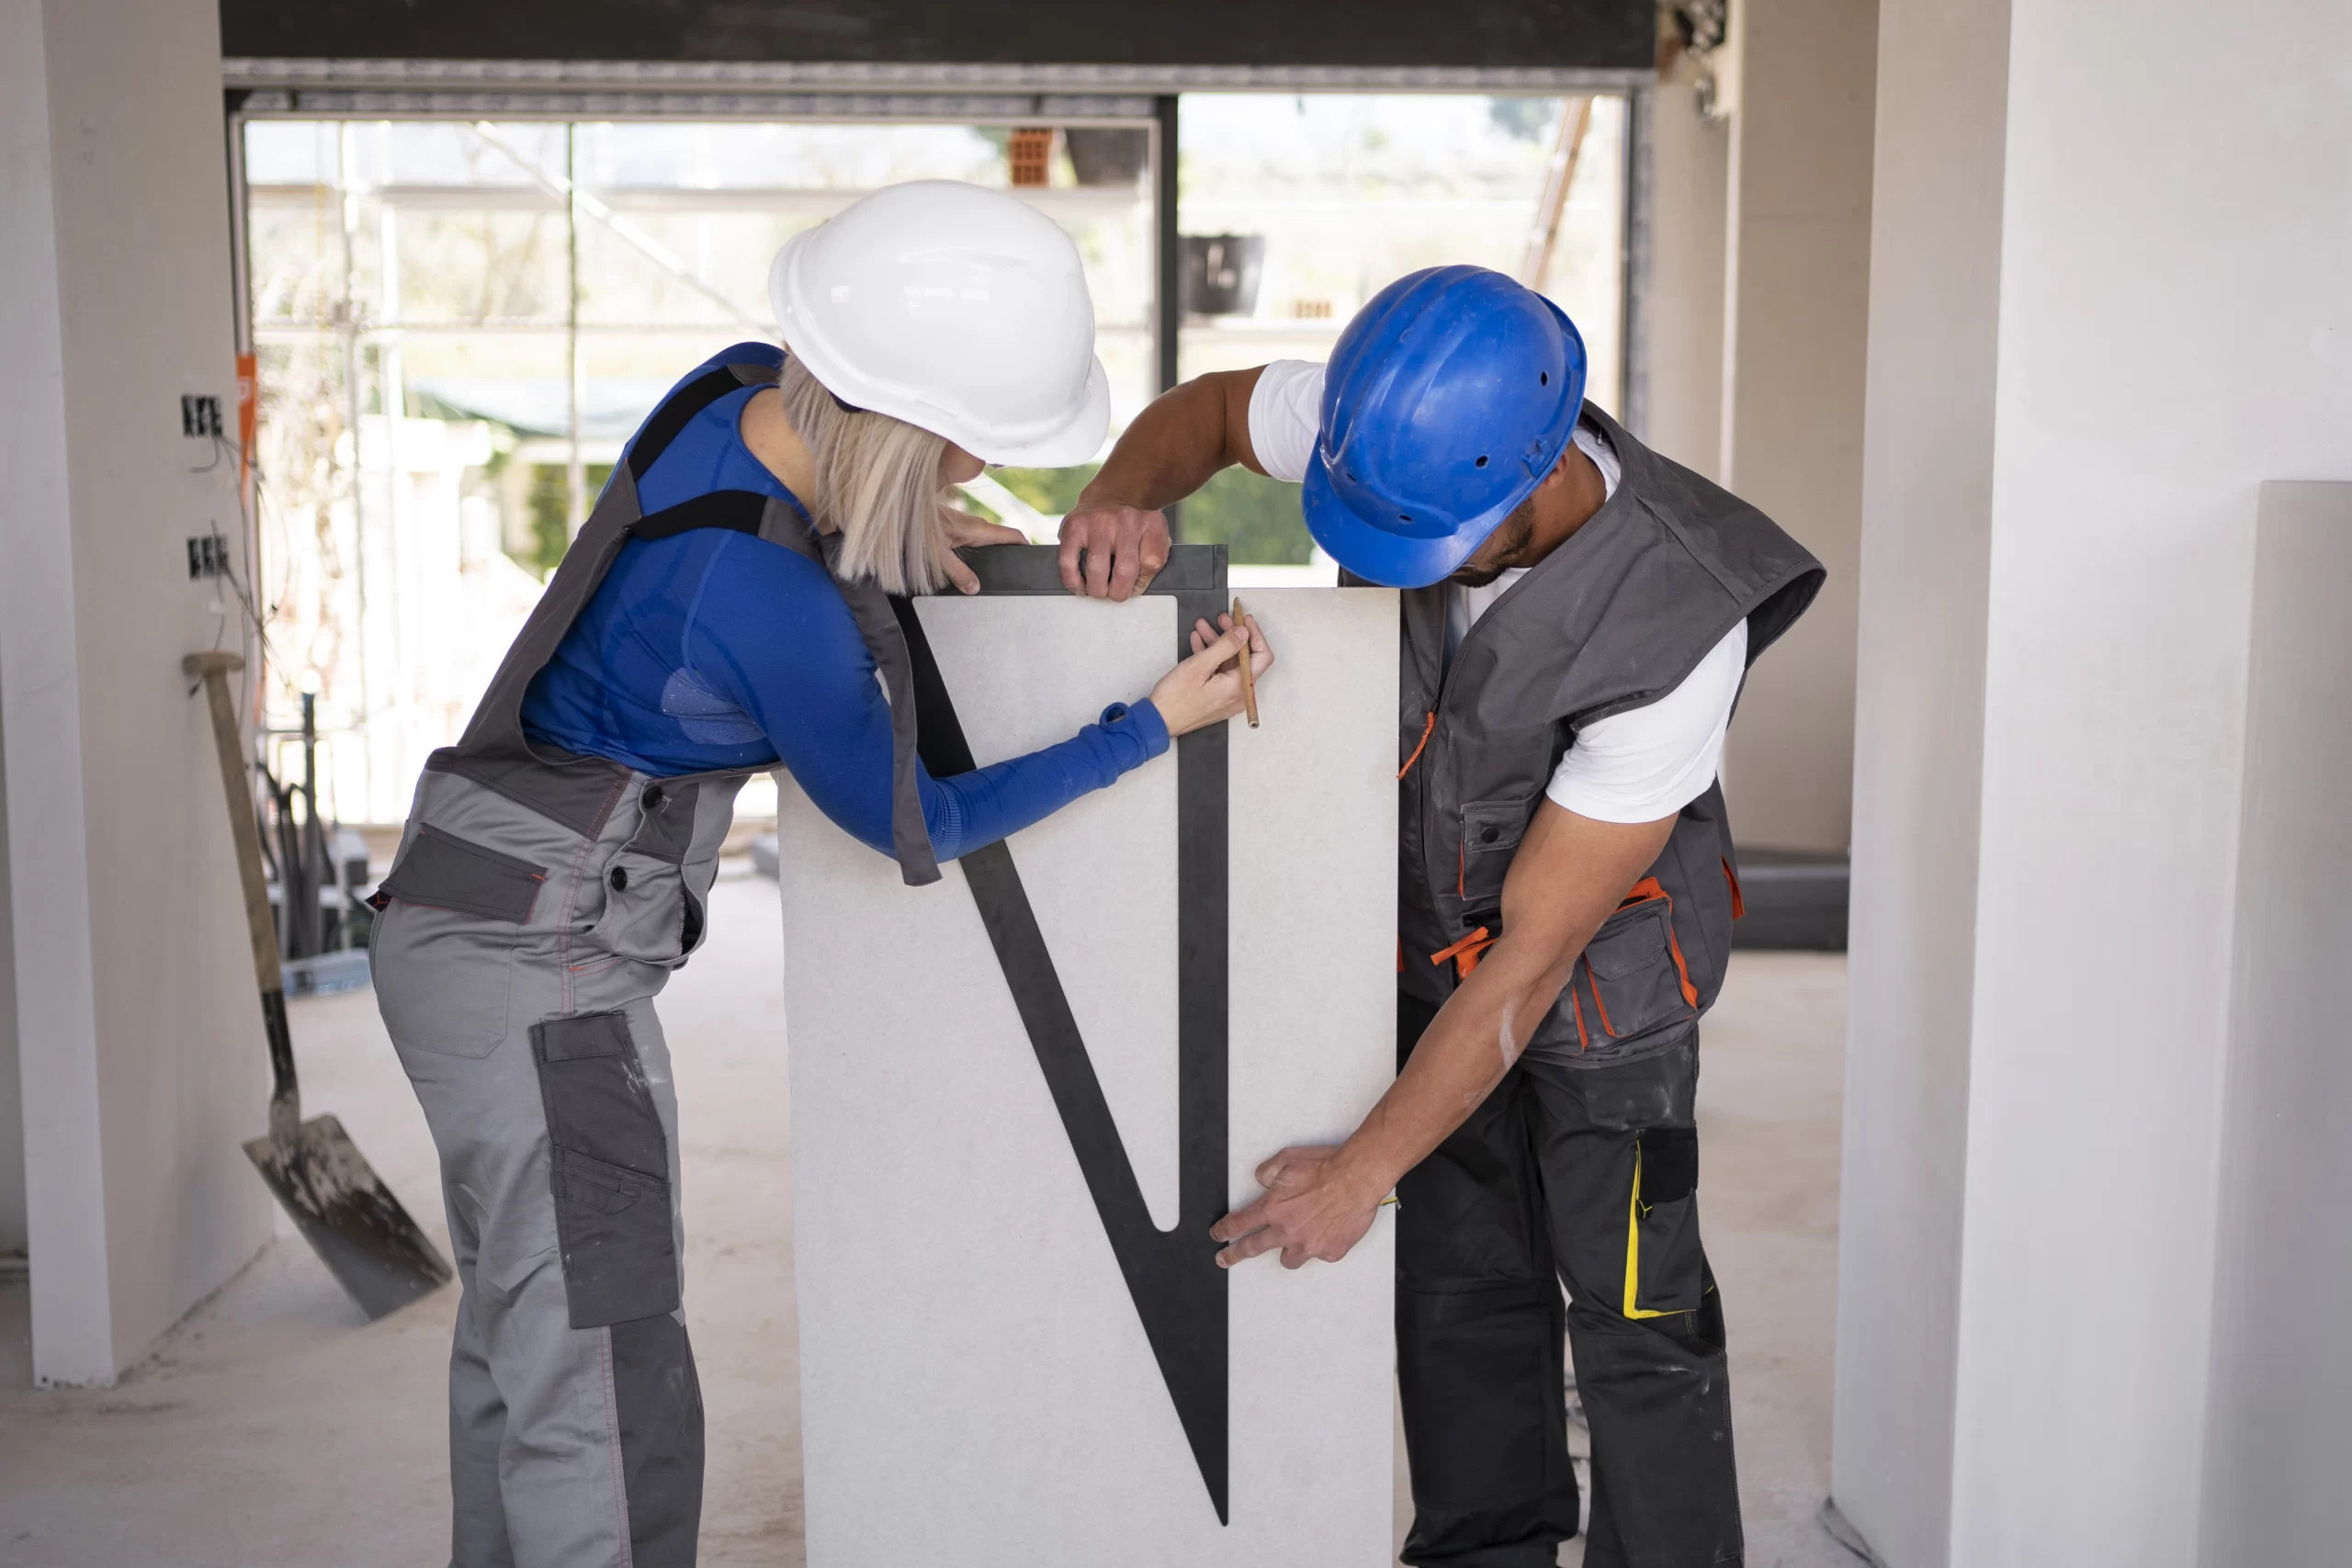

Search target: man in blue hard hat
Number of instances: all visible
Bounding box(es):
[1059,265,1824,1568]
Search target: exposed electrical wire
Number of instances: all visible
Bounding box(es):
[197,428,283,665]
[189,425,302,778]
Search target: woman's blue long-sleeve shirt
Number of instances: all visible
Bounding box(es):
[517,344,1167,861]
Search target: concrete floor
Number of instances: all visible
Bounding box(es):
[0,868,1852,1567]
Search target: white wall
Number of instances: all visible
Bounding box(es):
[1839,3,2352,1562]
[1831,1,2010,1561]
[1714,0,1878,852]
[2199,483,2352,1566]
[1950,3,2352,1560]
[0,0,273,1384]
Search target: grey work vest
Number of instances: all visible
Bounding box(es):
[1396,406,1824,1055]
[427,357,942,886]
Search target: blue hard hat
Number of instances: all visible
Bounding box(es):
[1302,266,1587,589]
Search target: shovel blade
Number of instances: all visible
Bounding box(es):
[245,1113,452,1320]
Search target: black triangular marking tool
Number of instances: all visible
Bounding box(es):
[889,544,1230,1524]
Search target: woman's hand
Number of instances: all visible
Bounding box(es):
[937,505,1029,595]
[1147,612,1274,737]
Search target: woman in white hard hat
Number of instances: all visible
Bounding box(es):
[368,180,1270,1568]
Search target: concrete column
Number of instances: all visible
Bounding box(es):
[1641,78,1729,481]
[1713,0,1878,852]
[1838,3,2352,1562]
[0,0,273,1384]
[1833,0,2009,1560]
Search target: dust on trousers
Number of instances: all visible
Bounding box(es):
[1394,992,1741,1568]
[372,761,746,1568]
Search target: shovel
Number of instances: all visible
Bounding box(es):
[185,651,452,1319]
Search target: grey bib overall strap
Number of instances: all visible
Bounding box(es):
[438,355,939,886]
[1386,408,1823,1568]
[370,358,934,1568]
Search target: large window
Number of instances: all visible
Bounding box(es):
[235,96,1627,824]
[242,115,1159,823]
[1171,94,1626,565]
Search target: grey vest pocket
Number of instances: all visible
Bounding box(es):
[372,826,545,1057]
[531,1010,680,1328]
[1457,796,1533,909]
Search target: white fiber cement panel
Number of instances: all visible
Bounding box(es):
[780,587,1397,1565]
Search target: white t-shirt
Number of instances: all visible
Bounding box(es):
[1249,359,1746,825]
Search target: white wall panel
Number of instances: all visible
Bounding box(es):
[780,586,1396,1565]
[2200,483,2352,1566]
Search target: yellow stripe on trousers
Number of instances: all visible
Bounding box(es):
[1621,1144,1692,1322]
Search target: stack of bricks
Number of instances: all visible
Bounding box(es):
[1008,127,1055,187]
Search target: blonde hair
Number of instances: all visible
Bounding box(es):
[777,355,956,595]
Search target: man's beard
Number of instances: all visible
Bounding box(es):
[1448,500,1536,588]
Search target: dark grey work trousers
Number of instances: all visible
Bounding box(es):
[1394,992,1742,1568]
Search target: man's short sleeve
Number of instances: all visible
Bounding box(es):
[1245,360,1326,484]
[1546,621,1748,824]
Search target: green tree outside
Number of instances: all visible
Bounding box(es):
[992,463,1313,565]
[525,463,614,577]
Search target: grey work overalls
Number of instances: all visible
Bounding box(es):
[370,357,936,1568]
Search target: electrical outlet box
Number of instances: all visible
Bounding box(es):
[187,536,229,580]
[181,394,222,438]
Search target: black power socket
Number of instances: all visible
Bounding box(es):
[187,536,230,580]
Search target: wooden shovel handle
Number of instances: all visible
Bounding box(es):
[184,652,284,993]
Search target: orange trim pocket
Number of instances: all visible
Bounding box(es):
[1612,878,1701,1010]
[1583,955,1617,1036]
[1722,857,1746,919]
[1666,925,1698,1009]
[1577,884,1702,1045]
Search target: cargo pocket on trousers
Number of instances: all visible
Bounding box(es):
[372,824,545,1057]
[1572,894,1699,1054]
[1623,1126,1705,1320]
[582,852,698,968]
[530,1010,679,1327]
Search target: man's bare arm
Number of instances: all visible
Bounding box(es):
[1209,801,1678,1269]
[1057,367,1267,599]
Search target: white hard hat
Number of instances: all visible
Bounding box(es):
[768,180,1112,468]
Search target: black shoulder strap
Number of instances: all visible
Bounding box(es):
[627,368,741,480]
[630,490,771,541]
[622,350,808,548]
[626,358,783,480]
